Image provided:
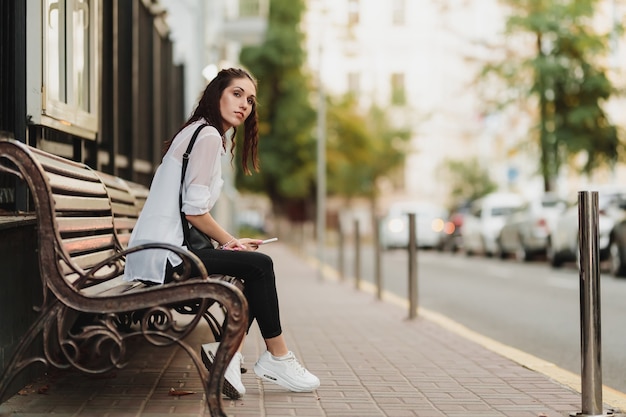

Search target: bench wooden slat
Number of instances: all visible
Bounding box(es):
[81,276,145,297]
[106,187,135,205]
[31,149,102,183]
[113,218,136,229]
[95,171,127,188]
[116,233,131,247]
[47,172,108,196]
[61,249,118,276]
[57,216,115,233]
[64,264,119,286]
[111,202,139,217]
[127,182,149,210]
[62,234,116,255]
[53,194,111,212]
[95,172,136,204]
[93,173,140,249]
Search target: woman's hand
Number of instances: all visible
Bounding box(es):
[239,238,264,251]
[221,237,262,251]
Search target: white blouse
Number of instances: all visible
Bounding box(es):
[123,120,225,284]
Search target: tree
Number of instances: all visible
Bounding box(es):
[437,158,498,207]
[238,0,317,221]
[238,0,412,221]
[483,0,622,191]
[325,94,412,210]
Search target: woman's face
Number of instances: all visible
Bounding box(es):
[220,77,256,132]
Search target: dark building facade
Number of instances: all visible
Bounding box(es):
[1,0,185,203]
[0,0,185,398]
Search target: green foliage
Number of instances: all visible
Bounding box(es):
[238,0,317,215]
[485,0,622,190]
[237,0,413,216]
[437,158,498,206]
[325,95,412,200]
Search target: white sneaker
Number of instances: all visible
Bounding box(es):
[201,342,245,399]
[254,351,320,392]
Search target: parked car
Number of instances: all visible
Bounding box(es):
[462,192,525,257]
[607,205,626,277]
[496,193,568,261]
[548,186,626,268]
[437,202,471,252]
[379,202,448,249]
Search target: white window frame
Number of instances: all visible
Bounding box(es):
[27,0,100,139]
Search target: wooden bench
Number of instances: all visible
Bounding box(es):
[0,138,247,417]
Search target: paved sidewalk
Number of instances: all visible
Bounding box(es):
[1,243,624,416]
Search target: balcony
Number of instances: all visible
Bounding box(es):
[223,0,268,45]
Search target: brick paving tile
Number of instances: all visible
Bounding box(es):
[1,243,625,417]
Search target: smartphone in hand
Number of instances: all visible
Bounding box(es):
[260,237,278,245]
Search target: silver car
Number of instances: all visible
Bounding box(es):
[496,193,568,261]
[462,192,525,257]
[548,186,626,268]
[379,202,448,250]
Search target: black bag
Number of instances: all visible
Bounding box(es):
[186,225,215,250]
[179,124,216,251]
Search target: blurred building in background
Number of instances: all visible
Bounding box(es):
[303,0,626,210]
[160,0,268,116]
[6,0,623,226]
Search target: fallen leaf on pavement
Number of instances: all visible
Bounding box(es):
[17,385,35,396]
[168,388,196,396]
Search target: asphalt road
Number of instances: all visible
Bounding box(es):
[318,244,626,394]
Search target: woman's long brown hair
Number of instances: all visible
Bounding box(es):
[163,68,260,175]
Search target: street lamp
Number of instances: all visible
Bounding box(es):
[315,7,327,281]
[316,65,326,281]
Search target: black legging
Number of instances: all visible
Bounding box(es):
[168,247,282,339]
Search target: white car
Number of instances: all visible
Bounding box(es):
[496,193,568,261]
[462,192,525,257]
[379,202,448,249]
[548,186,626,268]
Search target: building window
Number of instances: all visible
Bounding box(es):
[348,72,360,96]
[41,0,99,138]
[391,73,406,105]
[348,0,359,25]
[392,0,405,26]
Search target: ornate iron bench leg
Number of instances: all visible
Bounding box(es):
[0,301,62,402]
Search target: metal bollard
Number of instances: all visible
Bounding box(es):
[338,223,345,281]
[354,219,361,290]
[574,191,606,417]
[374,216,382,300]
[408,213,418,319]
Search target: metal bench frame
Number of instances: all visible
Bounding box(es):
[0,139,247,417]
